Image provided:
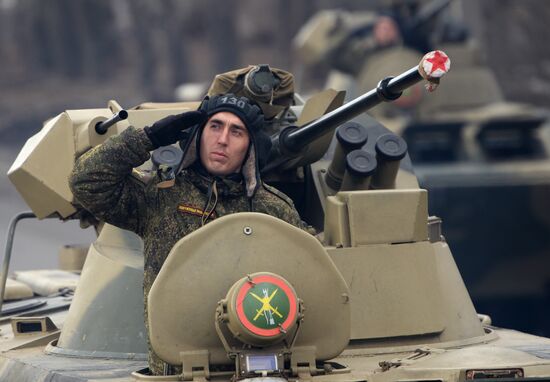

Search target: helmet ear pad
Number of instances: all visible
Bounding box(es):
[241,142,258,197]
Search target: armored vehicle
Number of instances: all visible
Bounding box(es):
[3,56,550,381]
[295,7,550,336]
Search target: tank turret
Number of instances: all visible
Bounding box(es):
[295,5,550,337]
[4,52,550,382]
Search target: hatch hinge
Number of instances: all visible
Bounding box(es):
[290,346,317,380]
[180,350,210,382]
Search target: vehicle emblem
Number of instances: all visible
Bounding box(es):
[235,274,297,337]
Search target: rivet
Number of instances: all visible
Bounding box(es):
[243,226,253,235]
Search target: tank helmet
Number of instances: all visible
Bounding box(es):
[198,93,272,171]
[177,93,271,198]
[198,93,265,136]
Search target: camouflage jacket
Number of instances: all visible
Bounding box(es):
[69,126,304,375]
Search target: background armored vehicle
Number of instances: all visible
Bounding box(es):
[294,5,550,337]
[3,58,550,381]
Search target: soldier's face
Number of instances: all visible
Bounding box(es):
[200,112,250,176]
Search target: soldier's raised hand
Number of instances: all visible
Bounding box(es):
[144,110,207,149]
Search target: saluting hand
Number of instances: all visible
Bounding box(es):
[144,110,207,149]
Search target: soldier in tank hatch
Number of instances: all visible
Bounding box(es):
[69,93,305,375]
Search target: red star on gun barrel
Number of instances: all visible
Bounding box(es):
[426,51,449,75]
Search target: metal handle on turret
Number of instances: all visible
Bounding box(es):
[95,110,129,135]
[278,50,450,154]
[0,211,37,315]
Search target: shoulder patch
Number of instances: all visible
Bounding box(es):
[178,204,217,219]
[261,183,295,209]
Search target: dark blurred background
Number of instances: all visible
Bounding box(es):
[1,0,550,142]
[1,0,550,333]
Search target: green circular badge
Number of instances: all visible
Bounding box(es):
[235,274,298,338]
[241,282,291,330]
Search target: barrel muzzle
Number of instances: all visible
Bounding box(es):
[326,122,369,190]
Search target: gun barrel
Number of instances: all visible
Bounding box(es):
[95,110,129,135]
[281,66,421,152]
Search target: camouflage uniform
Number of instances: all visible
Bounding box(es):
[69,126,304,375]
